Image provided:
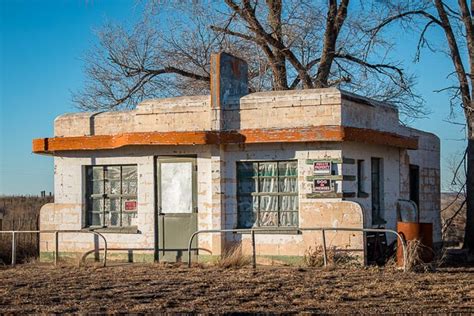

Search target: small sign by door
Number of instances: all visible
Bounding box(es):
[313,179,332,192]
[313,161,332,175]
[124,200,137,211]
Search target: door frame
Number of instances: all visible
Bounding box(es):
[154,155,198,262]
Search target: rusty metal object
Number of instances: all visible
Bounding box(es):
[397,222,434,265]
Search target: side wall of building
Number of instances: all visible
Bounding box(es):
[401,129,442,244]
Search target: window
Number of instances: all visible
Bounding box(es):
[86,165,138,228]
[357,159,368,198]
[237,161,298,228]
[409,164,420,208]
[371,158,384,225]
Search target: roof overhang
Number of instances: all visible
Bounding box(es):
[32,126,418,155]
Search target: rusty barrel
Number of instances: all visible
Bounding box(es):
[397,222,433,266]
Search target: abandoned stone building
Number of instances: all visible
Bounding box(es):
[33,53,441,263]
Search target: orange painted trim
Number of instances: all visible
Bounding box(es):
[343,127,418,150]
[32,126,418,154]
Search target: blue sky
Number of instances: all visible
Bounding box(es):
[0,0,466,195]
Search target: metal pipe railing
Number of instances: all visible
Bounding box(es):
[187,227,407,271]
[0,230,108,267]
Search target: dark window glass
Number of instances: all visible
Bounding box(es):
[357,160,364,197]
[371,158,384,225]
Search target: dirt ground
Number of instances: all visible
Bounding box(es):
[1,264,473,313]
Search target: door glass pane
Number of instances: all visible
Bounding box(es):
[160,162,193,213]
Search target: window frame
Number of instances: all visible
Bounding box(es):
[85,164,138,229]
[236,160,299,229]
[357,159,369,198]
[370,157,385,225]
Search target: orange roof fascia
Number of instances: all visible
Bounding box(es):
[32,126,418,154]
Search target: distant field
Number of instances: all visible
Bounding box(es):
[0,196,53,264]
[0,264,473,313]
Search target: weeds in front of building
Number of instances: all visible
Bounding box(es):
[216,245,251,269]
[303,245,360,268]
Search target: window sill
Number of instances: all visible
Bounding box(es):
[83,226,140,234]
[237,228,301,235]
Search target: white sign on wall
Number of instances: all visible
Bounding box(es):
[313,161,332,175]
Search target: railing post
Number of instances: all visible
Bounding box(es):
[188,232,196,268]
[11,232,16,266]
[54,231,59,266]
[321,229,328,267]
[251,229,256,269]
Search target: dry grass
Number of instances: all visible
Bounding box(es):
[303,245,360,268]
[404,239,447,273]
[216,245,251,268]
[0,264,473,313]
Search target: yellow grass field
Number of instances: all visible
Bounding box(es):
[1,264,473,313]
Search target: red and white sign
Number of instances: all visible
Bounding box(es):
[313,179,332,192]
[313,161,332,175]
[124,200,137,211]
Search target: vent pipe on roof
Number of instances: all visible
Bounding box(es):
[210,52,249,131]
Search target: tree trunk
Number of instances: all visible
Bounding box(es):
[462,0,474,253]
[464,122,474,253]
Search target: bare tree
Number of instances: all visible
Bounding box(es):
[73,0,424,120]
[371,0,473,251]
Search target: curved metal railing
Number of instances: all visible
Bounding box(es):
[0,230,108,267]
[187,227,407,271]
